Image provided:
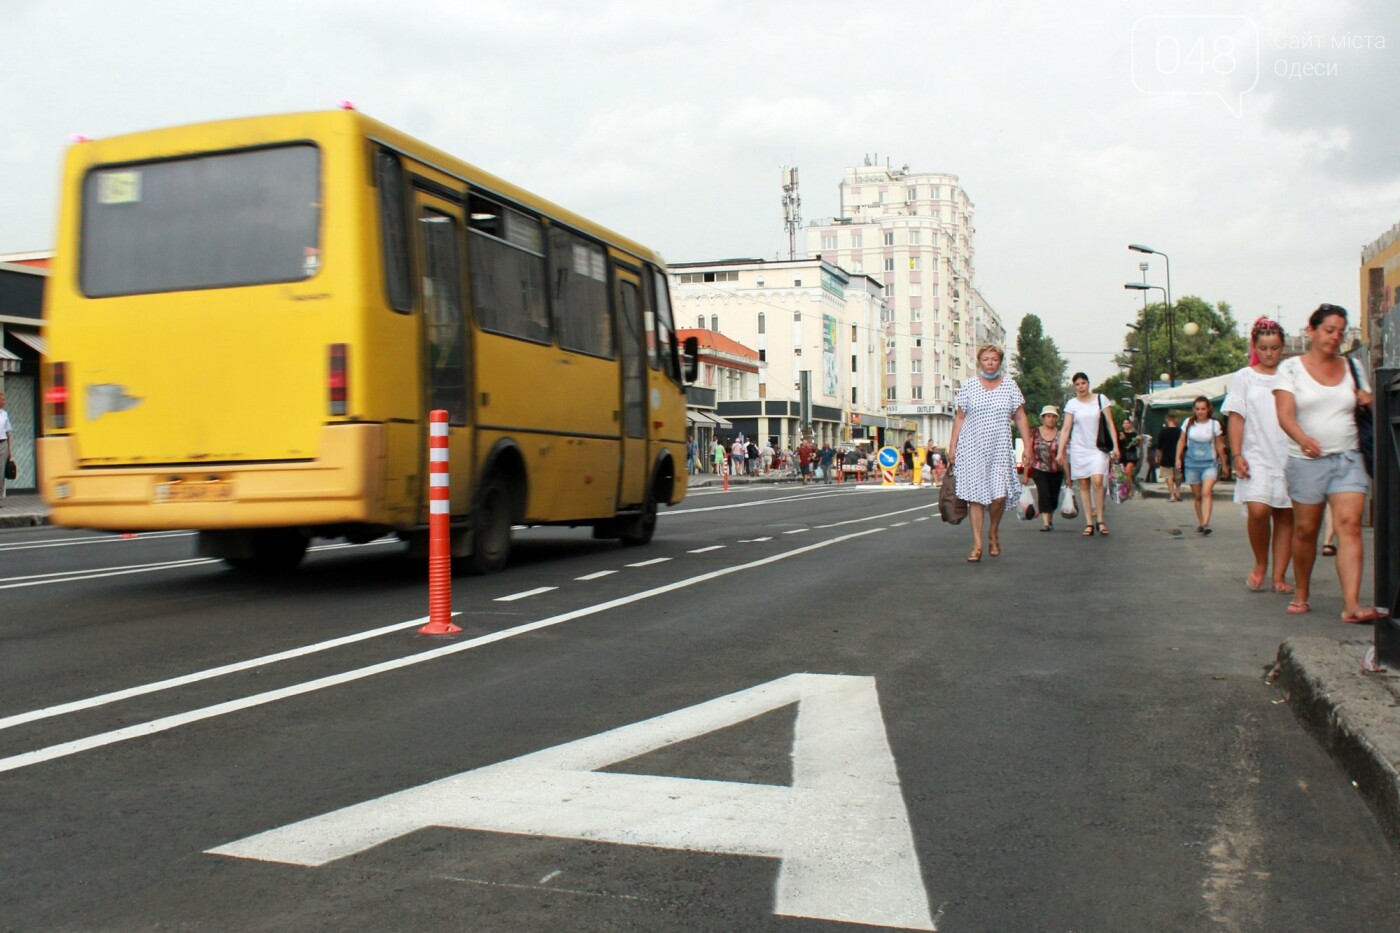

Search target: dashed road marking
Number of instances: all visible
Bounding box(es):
[625,557,672,567]
[495,587,558,602]
[574,570,617,581]
[687,546,725,553]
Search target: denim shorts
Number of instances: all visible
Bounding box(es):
[1183,463,1218,485]
[1284,450,1370,505]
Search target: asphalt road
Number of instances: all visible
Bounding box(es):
[2,484,1397,931]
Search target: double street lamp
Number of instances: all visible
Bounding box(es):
[1123,282,1173,386]
[1125,240,1170,386]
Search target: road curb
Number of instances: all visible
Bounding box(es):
[0,512,48,528]
[1275,635,1400,854]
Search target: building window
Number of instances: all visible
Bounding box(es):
[909,256,921,270]
[710,315,719,331]
[851,232,863,248]
[758,312,766,335]
[794,277,802,286]
[911,358,922,373]
[821,234,837,251]
[883,231,895,246]
[851,325,857,340]
[907,188,918,202]
[884,283,895,297]
[884,258,895,272]
[851,354,857,372]
[908,230,921,244]
[886,385,898,401]
[852,387,858,404]
[793,311,801,322]
[885,360,897,375]
[851,261,863,273]
[911,307,923,322]
[759,349,766,361]
[697,315,704,329]
[912,385,923,400]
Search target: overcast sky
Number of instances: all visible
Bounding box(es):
[3,0,1398,380]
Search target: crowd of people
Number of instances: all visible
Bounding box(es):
[944,305,1382,625]
[685,435,950,485]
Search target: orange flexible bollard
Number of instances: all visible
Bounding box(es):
[419,410,461,636]
[723,463,730,491]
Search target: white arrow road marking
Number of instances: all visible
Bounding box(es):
[209,673,934,931]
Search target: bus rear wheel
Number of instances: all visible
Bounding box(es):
[619,496,657,547]
[469,477,512,574]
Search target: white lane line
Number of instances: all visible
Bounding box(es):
[494,587,557,602]
[891,522,910,527]
[738,537,772,543]
[574,570,617,581]
[914,517,930,522]
[0,613,453,732]
[814,502,935,529]
[625,557,672,567]
[666,490,864,516]
[0,530,196,552]
[0,558,219,590]
[687,546,725,553]
[0,539,396,591]
[783,529,810,535]
[0,527,885,775]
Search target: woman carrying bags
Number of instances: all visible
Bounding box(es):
[1028,405,1064,531]
[1058,372,1119,536]
[1273,303,1381,622]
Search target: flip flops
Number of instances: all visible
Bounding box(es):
[1272,581,1295,595]
[1340,607,1389,624]
[1286,601,1310,615]
[1246,574,1266,593]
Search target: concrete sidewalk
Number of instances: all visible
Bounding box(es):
[0,492,47,528]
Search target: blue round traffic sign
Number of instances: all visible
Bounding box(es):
[877,446,900,469]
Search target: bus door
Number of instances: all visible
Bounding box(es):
[614,264,647,508]
[415,198,473,522]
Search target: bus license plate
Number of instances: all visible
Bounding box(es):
[156,481,233,502]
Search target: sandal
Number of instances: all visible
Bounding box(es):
[1246,573,1266,593]
[1096,522,1109,536]
[1341,607,1389,624]
[967,548,982,563]
[1321,544,1337,556]
[988,541,1001,557]
[1286,601,1310,615]
[1082,525,1095,536]
[1272,581,1295,595]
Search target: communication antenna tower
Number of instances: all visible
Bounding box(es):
[780,166,801,261]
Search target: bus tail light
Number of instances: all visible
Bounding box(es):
[46,362,69,429]
[328,344,348,416]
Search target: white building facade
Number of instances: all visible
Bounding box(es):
[807,161,1002,444]
[669,258,913,449]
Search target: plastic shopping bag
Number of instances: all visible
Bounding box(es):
[1015,484,1038,521]
[1059,486,1078,519]
[1109,465,1133,504]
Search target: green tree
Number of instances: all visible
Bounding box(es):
[1093,373,1134,411]
[1012,314,1068,419]
[1115,296,1248,391]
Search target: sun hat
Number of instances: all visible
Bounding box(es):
[1039,404,1059,416]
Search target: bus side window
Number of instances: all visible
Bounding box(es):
[468,193,549,344]
[376,149,413,313]
[548,226,613,358]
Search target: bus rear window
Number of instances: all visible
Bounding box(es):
[80,144,321,297]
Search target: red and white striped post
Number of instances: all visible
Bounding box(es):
[419,410,461,635]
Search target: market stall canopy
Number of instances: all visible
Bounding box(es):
[1136,373,1233,410]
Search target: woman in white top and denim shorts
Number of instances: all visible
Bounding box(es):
[1273,303,1379,622]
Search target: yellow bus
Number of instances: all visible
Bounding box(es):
[40,108,696,572]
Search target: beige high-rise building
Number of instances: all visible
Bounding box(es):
[669,258,911,449]
[808,160,999,444]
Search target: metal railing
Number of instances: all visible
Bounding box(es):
[1374,367,1400,663]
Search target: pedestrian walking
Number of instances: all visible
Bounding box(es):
[712,438,725,475]
[1058,372,1119,537]
[1176,396,1228,535]
[819,442,836,484]
[1029,405,1064,531]
[797,439,815,484]
[1154,414,1184,502]
[947,344,1034,561]
[1119,418,1141,485]
[0,390,13,502]
[1273,303,1382,622]
[1223,316,1294,594]
[730,437,746,476]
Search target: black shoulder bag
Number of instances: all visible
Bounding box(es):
[1095,395,1114,453]
[1346,357,1375,477]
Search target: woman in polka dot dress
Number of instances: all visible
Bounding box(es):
[948,345,1035,562]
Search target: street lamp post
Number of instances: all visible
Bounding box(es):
[1124,282,1172,386]
[1126,323,1150,396]
[1129,244,1175,387]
